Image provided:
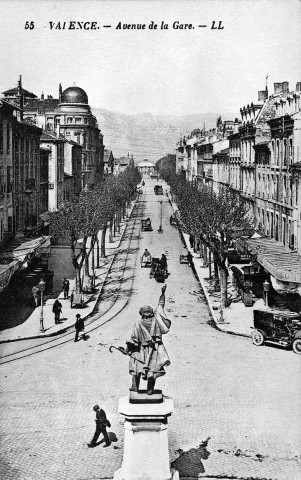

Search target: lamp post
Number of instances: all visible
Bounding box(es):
[38,279,46,333]
[158,200,163,233]
[263,280,270,307]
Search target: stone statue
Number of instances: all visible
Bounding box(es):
[119,285,171,395]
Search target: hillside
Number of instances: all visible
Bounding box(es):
[92,108,238,164]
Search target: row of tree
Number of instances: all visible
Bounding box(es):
[50,166,141,293]
[161,166,251,309]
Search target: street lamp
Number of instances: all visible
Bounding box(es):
[38,279,46,333]
[263,280,270,307]
[158,200,163,233]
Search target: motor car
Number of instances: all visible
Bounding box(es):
[251,301,301,354]
[141,218,153,231]
[154,185,163,195]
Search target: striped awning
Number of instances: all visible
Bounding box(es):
[242,237,301,284]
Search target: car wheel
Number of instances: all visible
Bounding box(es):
[292,338,301,355]
[252,330,264,346]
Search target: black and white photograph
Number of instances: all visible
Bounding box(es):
[0,0,300,479]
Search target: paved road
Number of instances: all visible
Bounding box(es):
[0,179,300,479]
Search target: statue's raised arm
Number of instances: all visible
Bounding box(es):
[158,284,167,307]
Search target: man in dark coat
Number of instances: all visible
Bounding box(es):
[62,277,70,299]
[87,405,111,448]
[74,314,85,342]
[52,299,62,324]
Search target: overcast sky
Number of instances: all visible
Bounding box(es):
[0,0,300,116]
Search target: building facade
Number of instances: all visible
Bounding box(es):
[0,98,44,240]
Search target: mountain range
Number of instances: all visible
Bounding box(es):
[92,108,238,164]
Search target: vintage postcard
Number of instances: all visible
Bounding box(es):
[0,1,300,479]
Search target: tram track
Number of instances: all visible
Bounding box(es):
[0,196,146,366]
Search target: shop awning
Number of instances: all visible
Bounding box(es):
[241,237,301,284]
[0,260,21,293]
[13,236,51,263]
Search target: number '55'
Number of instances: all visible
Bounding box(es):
[25,21,34,30]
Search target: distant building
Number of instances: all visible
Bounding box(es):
[137,159,155,176]
[103,149,114,175]
[40,131,65,211]
[23,84,104,187]
[3,77,105,190]
[114,153,134,175]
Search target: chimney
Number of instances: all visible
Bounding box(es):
[41,92,44,100]
[59,83,62,102]
[296,82,301,92]
[17,75,23,120]
[258,89,268,102]
[274,81,289,95]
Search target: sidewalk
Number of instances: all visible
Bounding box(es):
[168,194,254,338]
[0,201,136,343]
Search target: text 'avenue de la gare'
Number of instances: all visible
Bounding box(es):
[44,20,225,31]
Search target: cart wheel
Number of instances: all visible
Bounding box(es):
[292,338,301,355]
[252,330,264,346]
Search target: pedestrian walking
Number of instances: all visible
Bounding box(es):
[62,277,70,299]
[74,313,85,342]
[187,251,193,266]
[189,234,194,249]
[52,299,62,324]
[32,285,40,307]
[87,405,111,448]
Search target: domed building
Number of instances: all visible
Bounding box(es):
[60,86,89,104]
[23,83,105,191]
[137,159,156,177]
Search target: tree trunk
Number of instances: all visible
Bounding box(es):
[84,253,89,276]
[113,213,116,237]
[96,237,100,267]
[208,250,212,279]
[219,265,228,309]
[101,224,107,257]
[203,245,208,267]
[109,218,113,243]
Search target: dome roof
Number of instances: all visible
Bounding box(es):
[61,86,88,104]
[137,160,155,167]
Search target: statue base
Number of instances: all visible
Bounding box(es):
[114,395,179,480]
[129,389,163,404]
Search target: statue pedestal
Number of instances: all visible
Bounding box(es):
[114,395,179,480]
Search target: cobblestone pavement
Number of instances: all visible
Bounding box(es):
[0,179,300,480]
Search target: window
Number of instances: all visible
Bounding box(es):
[75,117,82,124]
[0,166,4,193]
[0,122,3,153]
[67,117,73,124]
[7,166,12,193]
[6,122,10,154]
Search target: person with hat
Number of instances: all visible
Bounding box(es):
[62,277,70,299]
[119,285,171,395]
[87,405,111,448]
[74,314,85,342]
[141,248,152,268]
[52,299,62,324]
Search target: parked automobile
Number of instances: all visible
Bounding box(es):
[251,302,301,354]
